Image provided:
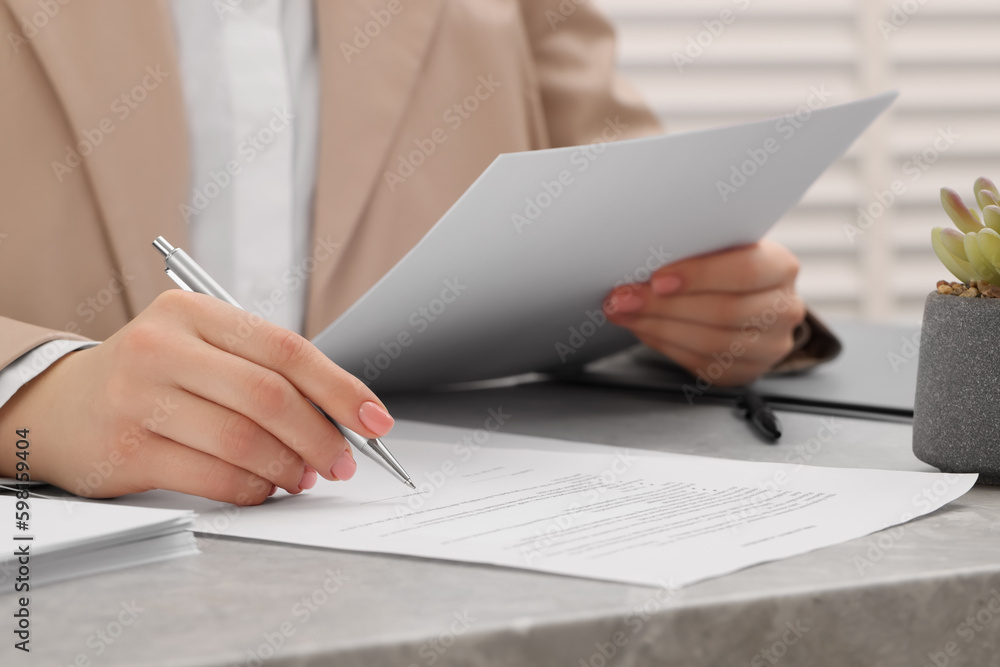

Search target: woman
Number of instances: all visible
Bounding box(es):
[0,0,815,504]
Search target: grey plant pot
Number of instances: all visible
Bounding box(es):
[913,291,1000,485]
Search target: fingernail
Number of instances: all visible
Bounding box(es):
[268,484,277,497]
[331,450,357,481]
[606,290,644,314]
[359,401,395,436]
[298,466,318,492]
[652,275,682,295]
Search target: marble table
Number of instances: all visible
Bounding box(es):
[8,381,1000,667]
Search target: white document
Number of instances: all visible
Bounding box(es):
[115,427,974,589]
[0,495,197,587]
[313,93,898,391]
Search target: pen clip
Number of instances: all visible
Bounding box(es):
[164,268,194,292]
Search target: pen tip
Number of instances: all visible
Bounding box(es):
[406,479,416,490]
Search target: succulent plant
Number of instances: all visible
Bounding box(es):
[932,177,1000,287]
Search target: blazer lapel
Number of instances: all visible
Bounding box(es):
[6,0,444,332]
[5,0,190,319]
[306,0,446,336]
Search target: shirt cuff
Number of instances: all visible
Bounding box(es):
[0,340,99,407]
[767,310,843,375]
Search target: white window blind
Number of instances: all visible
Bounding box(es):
[596,0,1000,324]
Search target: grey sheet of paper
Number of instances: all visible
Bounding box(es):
[313,92,898,391]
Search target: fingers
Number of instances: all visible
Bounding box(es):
[157,291,393,440]
[632,334,774,388]
[599,240,807,386]
[142,387,309,495]
[167,336,356,483]
[648,240,800,295]
[623,316,797,364]
[135,433,276,506]
[608,287,803,384]
[606,283,806,330]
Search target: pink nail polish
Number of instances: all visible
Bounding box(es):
[298,467,318,492]
[359,401,395,436]
[613,291,644,314]
[331,451,357,481]
[652,275,682,295]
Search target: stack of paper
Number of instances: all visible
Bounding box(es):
[0,494,197,588]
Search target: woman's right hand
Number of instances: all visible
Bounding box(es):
[0,290,396,505]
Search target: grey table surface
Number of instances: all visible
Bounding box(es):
[5,381,1000,667]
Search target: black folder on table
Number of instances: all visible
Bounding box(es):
[558,320,919,422]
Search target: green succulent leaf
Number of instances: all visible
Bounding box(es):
[939,227,969,260]
[975,177,999,200]
[978,189,1000,211]
[984,205,1000,234]
[964,232,1000,285]
[932,227,975,284]
[977,228,1000,268]
[942,188,983,233]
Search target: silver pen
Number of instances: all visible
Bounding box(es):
[152,236,416,490]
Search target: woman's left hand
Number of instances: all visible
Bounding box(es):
[604,240,807,387]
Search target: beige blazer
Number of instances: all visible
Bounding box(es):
[0,0,662,369]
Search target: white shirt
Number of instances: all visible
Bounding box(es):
[0,0,320,407]
[170,0,319,332]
